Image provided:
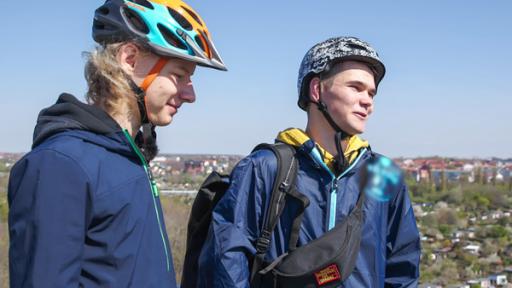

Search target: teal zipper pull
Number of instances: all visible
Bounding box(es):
[151,180,159,197]
[148,168,159,197]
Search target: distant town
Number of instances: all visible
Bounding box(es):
[1,153,512,287]
[1,152,511,190]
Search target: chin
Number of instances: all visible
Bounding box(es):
[348,126,365,135]
[352,122,367,134]
[160,118,173,126]
[150,116,173,127]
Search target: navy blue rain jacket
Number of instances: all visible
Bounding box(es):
[8,94,177,287]
[198,139,421,287]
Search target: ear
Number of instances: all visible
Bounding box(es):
[117,43,140,77]
[308,77,322,104]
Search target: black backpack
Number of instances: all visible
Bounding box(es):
[181,143,301,288]
[182,143,369,287]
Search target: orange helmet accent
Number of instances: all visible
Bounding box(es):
[93,0,227,71]
[152,0,211,55]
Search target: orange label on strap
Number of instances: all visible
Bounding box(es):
[314,264,341,286]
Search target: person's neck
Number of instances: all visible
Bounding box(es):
[115,116,140,138]
[305,111,348,157]
[105,103,141,138]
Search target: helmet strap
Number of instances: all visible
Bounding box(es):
[316,100,345,134]
[128,57,168,126]
[142,122,156,147]
[134,123,159,162]
[140,57,168,91]
[128,57,168,161]
[315,83,350,174]
[127,79,149,124]
[334,131,348,174]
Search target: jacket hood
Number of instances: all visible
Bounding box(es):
[276,128,369,172]
[33,93,122,148]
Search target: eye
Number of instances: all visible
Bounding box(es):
[348,84,361,92]
[172,72,193,85]
[170,71,185,79]
[368,88,377,99]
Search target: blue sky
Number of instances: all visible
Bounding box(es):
[1,1,510,158]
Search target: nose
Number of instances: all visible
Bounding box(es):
[179,81,196,103]
[360,92,373,109]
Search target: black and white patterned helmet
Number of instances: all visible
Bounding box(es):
[297,36,386,110]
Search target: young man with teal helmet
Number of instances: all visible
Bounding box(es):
[8,0,225,287]
[198,36,420,287]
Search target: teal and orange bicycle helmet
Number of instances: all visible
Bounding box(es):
[93,0,227,71]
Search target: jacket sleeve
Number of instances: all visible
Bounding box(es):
[384,182,421,287]
[8,149,90,288]
[198,154,274,288]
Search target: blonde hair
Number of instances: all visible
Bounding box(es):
[84,42,146,119]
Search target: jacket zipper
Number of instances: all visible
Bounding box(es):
[329,148,368,230]
[311,147,368,230]
[122,129,171,272]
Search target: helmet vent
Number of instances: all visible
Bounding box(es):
[347,43,367,51]
[194,34,206,52]
[157,24,188,51]
[181,6,202,26]
[128,0,154,9]
[168,8,193,31]
[123,7,150,34]
[97,6,110,15]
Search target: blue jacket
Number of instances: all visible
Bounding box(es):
[197,135,421,287]
[8,94,177,287]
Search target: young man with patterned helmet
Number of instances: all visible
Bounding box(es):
[8,1,225,287]
[198,36,420,287]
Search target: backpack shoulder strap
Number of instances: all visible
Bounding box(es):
[249,142,299,285]
[254,142,298,240]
